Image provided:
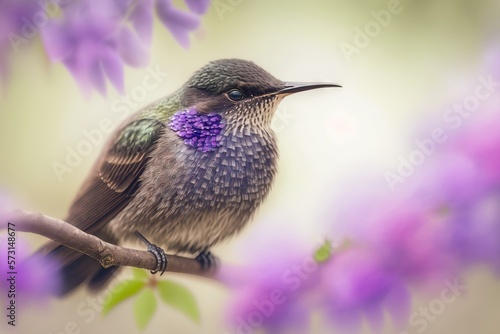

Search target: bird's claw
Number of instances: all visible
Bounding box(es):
[135,231,168,275]
[195,249,219,270]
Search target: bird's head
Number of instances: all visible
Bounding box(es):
[169,59,340,152]
[180,59,340,130]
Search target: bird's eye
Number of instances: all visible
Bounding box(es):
[226,89,244,101]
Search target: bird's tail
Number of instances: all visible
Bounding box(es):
[36,231,120,297]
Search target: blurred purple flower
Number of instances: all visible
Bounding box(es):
[336,111,500,280]
[156,0,201,48]
[448,192,500,269]
[185,0,211,15]
[222,222,323,333]
[1,0,211,94]
[225,243,411,334]
[224,249,318,333]
[362,203,454,283]
[323,249,410,333]
[448,117,500,187]
[0,191,60,303]
[440,117,500,269]
[0,236,61,304]
[39,0,210,95]
[118,0,154,67]
[41,1,132,95]
[226,65,500,332]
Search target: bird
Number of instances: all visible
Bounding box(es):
[38,59,340,296]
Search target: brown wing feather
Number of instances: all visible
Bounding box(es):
[66,118,166,233]
[39,118,165,266]
[99,118,165,193]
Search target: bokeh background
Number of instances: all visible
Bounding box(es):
[1,0,499,333]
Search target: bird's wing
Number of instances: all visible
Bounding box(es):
[65,117,166,234]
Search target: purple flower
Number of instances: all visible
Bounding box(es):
[448,191,500,269]
[224,249,318,333]
[362,203,454,283]
[0,192,61,303]
[41,1,134,95]
[156,0,202,48]
[184,0,211,15]
[224,241,410,334]
[2,0,211,94]
[118,0,154,67]
[0,236,61,304]
[224,216,411,334]
[222,222,323,333]
[439,117,500,269]
[447,117,500,187]
[40,0,211,94]
[335,113,500,282]
[322,249,410,333]
[333,172,459,284]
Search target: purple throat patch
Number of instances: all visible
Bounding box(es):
[168,107,225,152]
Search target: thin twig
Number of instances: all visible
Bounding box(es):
[4,210,217,279]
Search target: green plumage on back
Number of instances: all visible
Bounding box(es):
[100,94,182,192]
[138,93,181,123]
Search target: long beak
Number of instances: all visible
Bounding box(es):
[276,82,342,95]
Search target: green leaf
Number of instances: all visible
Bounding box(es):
[314,240,332,263]
[134,288,157,330]
[132,268,149,281]
[157,280,200,324]
[102,279,145,316]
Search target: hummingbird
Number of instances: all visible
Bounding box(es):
[40,59,340,296]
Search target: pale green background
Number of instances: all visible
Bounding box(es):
[1,0,499,333]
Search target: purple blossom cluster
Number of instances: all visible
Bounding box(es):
[0,194,61,307]
[0,237,61,303]
[224,56,500,332]
[169,107,225,152]
[220,233,323,333]
[0,0,211,94]
[223,232,412,333]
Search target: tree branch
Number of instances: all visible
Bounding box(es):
[5,210,217,279]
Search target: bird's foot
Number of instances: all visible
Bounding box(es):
[195,249,219,270]
[135,231,168,275]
